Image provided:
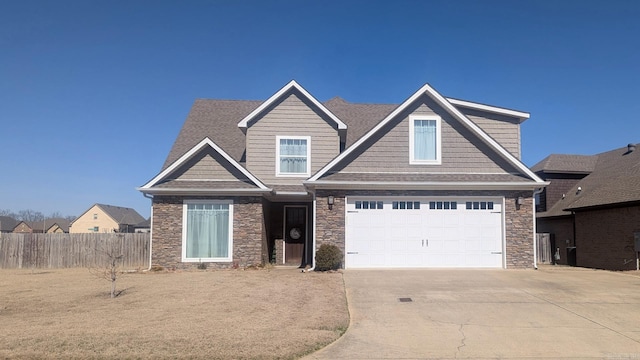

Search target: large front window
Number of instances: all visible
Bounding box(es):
[182,200,233,262]
[410,115,441,164]
[276,136,310,176]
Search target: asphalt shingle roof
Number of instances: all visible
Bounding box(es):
[531,154,597,174]
[538,144,640,217]
[95,204,146,226]
[0,216,18,232]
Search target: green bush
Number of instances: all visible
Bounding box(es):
[315,244,343,271]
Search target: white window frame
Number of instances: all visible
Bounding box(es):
[276,135,311,177]
[181,199,234,262]
[409,115,442,165]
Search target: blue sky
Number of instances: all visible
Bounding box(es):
[1,0,639,218]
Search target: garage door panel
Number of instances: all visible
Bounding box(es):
[346,197,503,269]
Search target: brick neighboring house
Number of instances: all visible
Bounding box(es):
[69,204,145,233]
[534,144,640,270]
[139,81,547,270]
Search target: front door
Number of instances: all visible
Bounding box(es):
[284,206,306,266]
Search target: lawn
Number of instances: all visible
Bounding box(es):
[0,267,349,359]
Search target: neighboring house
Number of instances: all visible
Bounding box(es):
[27,218,71,233]
[139,80,546,270]
[535,144,640,270]
[12,221,33,233]
[69,204,145,233]
[134,218,151,233]
[0,216,18,233]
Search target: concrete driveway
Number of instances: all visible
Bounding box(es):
[305,267,640,359]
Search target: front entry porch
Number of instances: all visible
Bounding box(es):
[264,199,313,268]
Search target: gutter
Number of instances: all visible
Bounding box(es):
[143,193,154,271]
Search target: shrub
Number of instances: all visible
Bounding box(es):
[315,244,343,271]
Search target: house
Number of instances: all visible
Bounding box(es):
[69,204,145,233]
[134,218,151,233]
[534,144,640,270]
[139,81,546,270]
[31,218,71,233]
[12,221,33,233]
[0,216,18,233]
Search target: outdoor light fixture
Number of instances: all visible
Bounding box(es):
[516,196,524,210]
[327,196,335,210]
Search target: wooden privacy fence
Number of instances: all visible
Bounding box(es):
[536,233,553,264]
[0,233,150,269]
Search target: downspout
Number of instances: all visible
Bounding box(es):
[532,188,544,270]
[307,189,317,271]
[143,193,153,271]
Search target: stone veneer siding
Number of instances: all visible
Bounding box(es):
[152,195,265,270]
[315,190,534,269]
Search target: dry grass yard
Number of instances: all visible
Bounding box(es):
[0,267,349,359]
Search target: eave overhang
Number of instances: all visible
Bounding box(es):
[304,180,550,191]
[446,97,530,122]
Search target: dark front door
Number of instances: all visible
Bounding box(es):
[284,206,306,266]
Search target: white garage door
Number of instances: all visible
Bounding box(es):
[345,197,504,268]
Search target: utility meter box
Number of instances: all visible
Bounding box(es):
[635,232,640,252]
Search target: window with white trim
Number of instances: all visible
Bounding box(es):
[276,136,310,176]
[409,115,441,164]
[182,200,233,262]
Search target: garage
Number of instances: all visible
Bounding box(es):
[345,197,504,268]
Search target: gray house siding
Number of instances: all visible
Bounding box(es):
[459,108,522,160]
[245,90,340,185]
[171,147,251,182]
[334,94,519,174]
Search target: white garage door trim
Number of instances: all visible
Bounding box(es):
[345,196,506,269]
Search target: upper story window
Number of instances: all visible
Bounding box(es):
[409,115,441,165]
[276,136,310,177]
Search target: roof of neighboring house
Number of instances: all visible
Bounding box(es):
[531,154,598,174]
[72,204,146,226]
[28,218,71,232]
[538,144,640,217]
[135,218,150,229]
[0,216,18,232]
[98,204,146,225]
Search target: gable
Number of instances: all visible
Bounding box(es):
[238,80,346,131]
[171,147,253,182]
[140,137,269,194]
[327,94,520,175]
[309,83,545,188]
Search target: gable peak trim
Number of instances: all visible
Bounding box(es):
[139,137,269,191]
[237,80,347,131]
